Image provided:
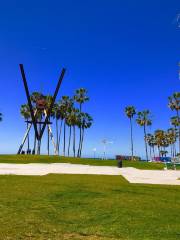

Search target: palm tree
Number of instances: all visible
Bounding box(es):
[125,106,136,160]
[66,108,78,157]
[61,96,74,156]
[154,130,170,157]
[136,110,152,161]
[66,99,74,157]
[74,88,89,112]
[168,92,180,153]
[20,104,31,153]
[69,108,79,157]
[79,112,93,157]
[146,133,156,159]
[171,116,180,130]
[45,95,54,155]
[160,150,168,157]
[66,107,75,157]
[154,130,164,157]
[167,128,177,158]
[53,103,62,155]
[74,88,89,157]
[160,131,170,155]
[58,102,66,155]
[30,92,44,155]
[151,134,156,158]
[30,92,43,104]
[66,116,72,157]
[170,116,180,156]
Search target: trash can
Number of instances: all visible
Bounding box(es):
[117,159,122,168]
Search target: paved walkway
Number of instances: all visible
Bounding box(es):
[119,167,180,185]
[0,163,180,185]
[0,163,121,176]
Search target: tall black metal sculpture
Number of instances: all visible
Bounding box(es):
[17,64,66,155]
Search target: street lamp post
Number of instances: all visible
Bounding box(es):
[93,148,97,159]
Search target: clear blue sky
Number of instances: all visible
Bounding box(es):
[0,0,179,158]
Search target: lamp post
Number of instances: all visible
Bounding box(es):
[102,139,113,160]
[93,148,97,159]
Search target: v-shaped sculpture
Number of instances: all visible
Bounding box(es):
[19,64,66,142]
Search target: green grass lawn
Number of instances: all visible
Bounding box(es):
[0,154,165,170]
[0,174,180,240]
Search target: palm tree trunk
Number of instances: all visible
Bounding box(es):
[144,125,148,161]
[37,114,42,155]
[78,103,82,158]
[37,121,42,155]
[73,125,76,158]
[171,144,173,158]
[149,146,152,160]
[130,117,134,160]
[153,146,155,159]
[80,127,85,157]
[63,121,66,156]
[174,143,177,157]
[172,144,174,158]
[56,118,59,155]
[68,126,72,157]
[158,146,160,158]
[77,128,82,157]
[58,120,63,155]
[176,110,180,154]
